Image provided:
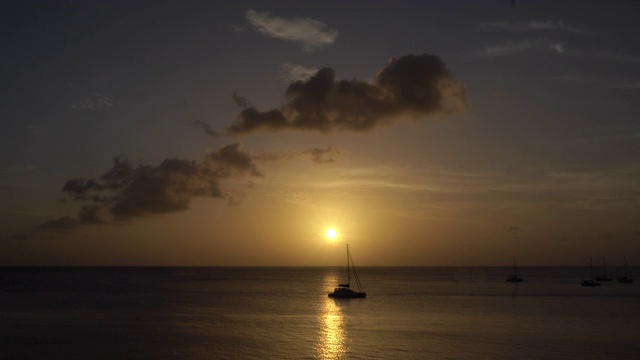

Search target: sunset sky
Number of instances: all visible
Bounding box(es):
[2,0,639,266]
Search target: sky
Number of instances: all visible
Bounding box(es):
[1,0,639,266]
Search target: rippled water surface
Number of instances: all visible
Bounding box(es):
[2,267,640,359]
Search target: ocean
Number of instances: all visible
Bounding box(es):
[2,266,639,359]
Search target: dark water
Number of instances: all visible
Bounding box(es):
[2,267,640,359]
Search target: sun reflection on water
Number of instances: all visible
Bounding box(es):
[316,274,348,359]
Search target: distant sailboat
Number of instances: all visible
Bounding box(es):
[581,256,601,287]
[506,257,524,282]
[328,244,366,298]
[594,257,612,281]
[617,256,634,284]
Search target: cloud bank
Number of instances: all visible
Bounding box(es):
[225,54,466,135]
[34,144,340,233]
[246,9,337,52]
[37,144,261,231]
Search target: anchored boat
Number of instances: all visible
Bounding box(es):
[328,244,366,298]
[506,256,524,282]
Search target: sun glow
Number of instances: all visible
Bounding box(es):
[326,228,338,241]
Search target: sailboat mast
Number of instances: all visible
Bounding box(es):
[624,256,629,277]
[513,256,518,276]
[346,244,350,284]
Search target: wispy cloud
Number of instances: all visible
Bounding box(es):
[543,165,640,210]
[71,93,113,110]
[26,125,48,136]
[621,81,640,89]
[561,131,640,146]
[471,19,588,60]
[551,43,566,54]
[303,165,507,195]
[480,20,585,34]
[280,63,318,82]
[543,41,640,63]
[469,40,541,59]
[246,9,337,52]
[300,161,640,212]
[593,51,640,63]
[554,74,640,89]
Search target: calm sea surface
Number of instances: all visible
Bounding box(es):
[2,267,640,359]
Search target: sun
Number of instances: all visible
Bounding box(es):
[326,228,338,241]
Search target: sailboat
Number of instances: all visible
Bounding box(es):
[328,244,366,298]
[594,256,612,281]
[581,256,601,286]
[617,256,634,283]
[506,256,524,282]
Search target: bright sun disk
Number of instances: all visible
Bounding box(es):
[326,228,338,241]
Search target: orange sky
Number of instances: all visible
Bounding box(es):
[2,1,639,266]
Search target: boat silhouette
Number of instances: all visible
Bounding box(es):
[581,256,601,287]
[594,257,612,282]
[617,256,634,283]
[328,244,366,298]
[506,256,524,282]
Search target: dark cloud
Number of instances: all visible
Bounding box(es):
[78,205,107,224]
[209,143,263,177]
[191,121,220,137]
[37,144,261,231]
[228,107,289,134]
[61,178,103,200]
[233,91,250,108]
[252,147,340,164]
[225,54,466,135]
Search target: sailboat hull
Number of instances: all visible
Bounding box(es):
[506,275,523,282]
[328,287,366,298]
[581,280,600,286]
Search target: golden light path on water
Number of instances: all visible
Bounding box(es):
[316,273,348,359]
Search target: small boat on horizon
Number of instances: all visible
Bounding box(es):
[617,256,634,284]
[328,244,366,299]
[506,256,524,282]
[594,256,612,282]
[581,256,601,287]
